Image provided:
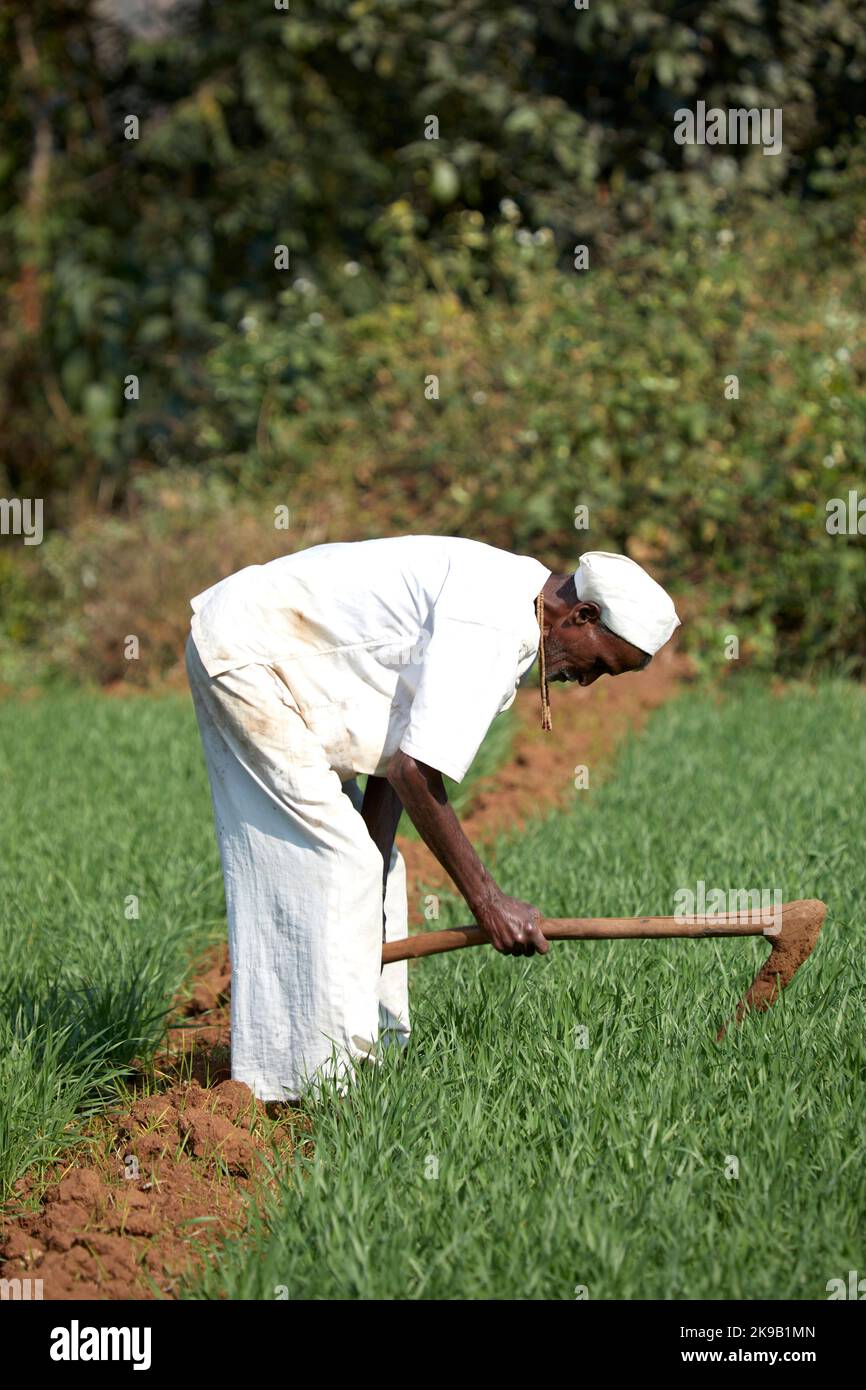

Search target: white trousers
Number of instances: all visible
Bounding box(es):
[185,634,410,1102]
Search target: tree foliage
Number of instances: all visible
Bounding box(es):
[1,1,865,678]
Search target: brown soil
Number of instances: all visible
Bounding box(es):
[0,1080,310,1300]
[0,645,686,1299]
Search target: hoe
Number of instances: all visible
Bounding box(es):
[382,898,827,1039]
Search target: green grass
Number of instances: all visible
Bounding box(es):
[0,693,224,1198]
[0,689,511,1199]
[186,681,866,1301]
[2,681,862,1295]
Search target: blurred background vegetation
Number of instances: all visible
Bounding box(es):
[1,0,865,687]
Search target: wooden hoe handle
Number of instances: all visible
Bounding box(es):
[381,899,827,1038]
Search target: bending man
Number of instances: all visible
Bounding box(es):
[185,536,680,1101]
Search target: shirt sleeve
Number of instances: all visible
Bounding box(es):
[398,617,522,783]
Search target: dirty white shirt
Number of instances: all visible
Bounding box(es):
[190,535,550,783]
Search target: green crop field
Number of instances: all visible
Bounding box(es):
[1,682,863,1297]
[0,694,220,1198]
[0,691,512,1200]
[184,682,865,1301]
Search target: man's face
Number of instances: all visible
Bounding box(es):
[544,602,650,687]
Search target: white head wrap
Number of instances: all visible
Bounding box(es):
[574,551,680,656]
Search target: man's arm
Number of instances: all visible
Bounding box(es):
[386,750,548,957]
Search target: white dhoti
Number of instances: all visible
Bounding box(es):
[185,633,410,1102]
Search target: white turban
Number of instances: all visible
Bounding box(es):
[574,551,680,656]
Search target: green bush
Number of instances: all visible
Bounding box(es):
[7,190,865,686]
[3,1,866,503]
[187,194,866,678]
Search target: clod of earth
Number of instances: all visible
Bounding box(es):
[0,1080,306,1300]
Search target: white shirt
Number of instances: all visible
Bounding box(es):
[190,535,550,783]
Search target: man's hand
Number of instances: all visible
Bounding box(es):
[472,890,549,957]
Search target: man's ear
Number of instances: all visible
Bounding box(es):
[569,601,602,628]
